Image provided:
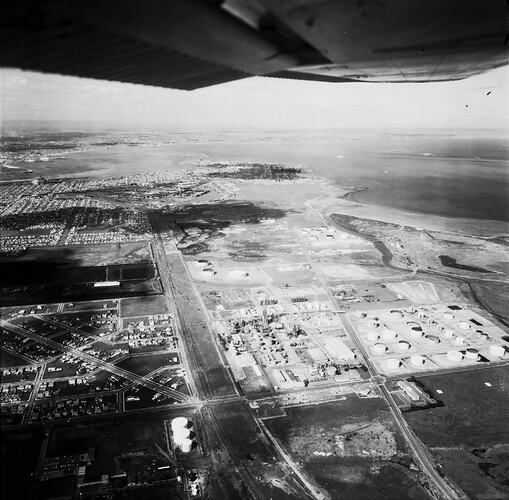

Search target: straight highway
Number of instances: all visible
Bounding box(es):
[340,313,465,500]
[1,320,191,404]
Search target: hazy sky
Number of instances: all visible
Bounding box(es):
[1,66,508,130]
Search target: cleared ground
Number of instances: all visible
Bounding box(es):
[265,396,429,500]
[406,365,509,498]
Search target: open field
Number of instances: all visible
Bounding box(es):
[406,365,509,498]
[1,428,44,500]
[116,352,179,377]
[120,295,168,317]
[406,366,509,447]
[0,348,29,368]
[265,396,430,499]
[206,401,312,500]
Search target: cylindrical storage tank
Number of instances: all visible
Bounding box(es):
[465,348,479,361]
[385,358,401,371]
[409,329,424,339]
[326,366,337,376]
[410,355,426,367]
[173,427,191,444]
[443,329,455,340]
[489,345,506,358]
[443,312,455,321]
[390,310,404,319]
[372,343,387,355]
[458,321,470,330]
[396,340,410,352]
[366,331,379,342]
[382,329,397,341]
[479,332,490,341]
[180,438,193,453]
[425,335,440,345]
[454,336,466,346]
[171,417,188,431]
[447,350,463,363]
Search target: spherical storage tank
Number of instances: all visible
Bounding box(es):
[171,417,189,431]
[410,355,425,367]
[446,350,463,363]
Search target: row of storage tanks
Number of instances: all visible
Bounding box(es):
[382,344,506,372]
[363,325,506,372]
[171,417,194,453]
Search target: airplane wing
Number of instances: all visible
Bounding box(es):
[1,0,507,90]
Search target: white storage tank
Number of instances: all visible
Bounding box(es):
[396,340,411,352]
[465,348,479,361]
[425,335,440,345]
[458,321,470,330]
[489,345,506,358]
[409,329,424,339]
[443,312,455,321]
[171,417,189,431]
[372,343,387,355]
[173,427,191,444]
[447,350,463,363]
[385,358,401,371]
[410,355,426,367]
[454,336,466,346]
[366,331,379,342]
[382,329,397,341]
[443,329,455,340]
[180,438,193,453]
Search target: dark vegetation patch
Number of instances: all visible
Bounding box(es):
[149,201,288,255]
[207,163,301,181]
[0,347,29,368]
[120,295,168,317]
[116,353,179,377]
[439,255,492,273]
[469,282,509,324]
[0,428,44,500]
[265,398,430,499]
[406,366,509,447]
[405,366,509,498]
[0,249,160,306]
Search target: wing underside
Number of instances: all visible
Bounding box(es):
[1,0,507,89]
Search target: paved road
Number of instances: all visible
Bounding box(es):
[340,313,464,500]
[1,320,191,404]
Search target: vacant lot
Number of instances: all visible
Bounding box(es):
[266,396,429,500]
[0,348,28,368]
[407,366,509,447]
[120,295,168,317]
[406,365,509,498]
[116,353,179,377]
[1,428,44,500]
